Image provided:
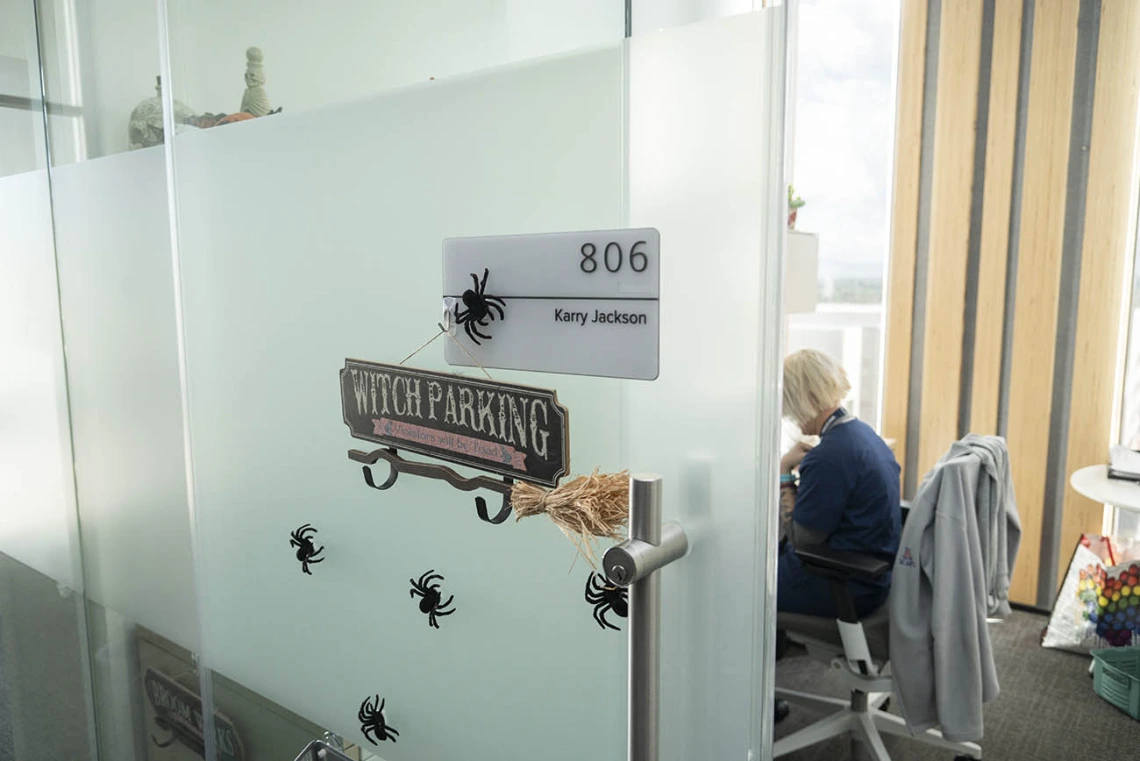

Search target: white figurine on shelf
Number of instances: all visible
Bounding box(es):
[240,47,271,117]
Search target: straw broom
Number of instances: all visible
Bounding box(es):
[511,470,629,567]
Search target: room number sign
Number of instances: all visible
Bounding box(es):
[442,228,660,380]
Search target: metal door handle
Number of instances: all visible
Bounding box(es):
[603,474,689,761]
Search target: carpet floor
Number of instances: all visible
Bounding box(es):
[774,609,1140,761]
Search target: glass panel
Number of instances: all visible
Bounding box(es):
[172,42,628,761]
[626,13,785,758]
[46,147,202,759]
[0,163,98,761]
[0,4,96,757]
[168,8,784,761]
[0,0,47,176]
[32,1,201,759]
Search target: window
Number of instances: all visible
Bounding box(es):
[786,0,900,429]
[1114,219,1140,538]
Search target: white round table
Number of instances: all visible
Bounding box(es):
[1070,465,1140,513]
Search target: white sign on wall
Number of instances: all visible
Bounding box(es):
[442,228,660,380]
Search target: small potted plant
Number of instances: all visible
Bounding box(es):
[788,185,806,230]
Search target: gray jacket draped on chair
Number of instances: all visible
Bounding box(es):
[889,434,1021,742]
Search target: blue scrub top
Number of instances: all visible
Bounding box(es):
[778,415,901,616]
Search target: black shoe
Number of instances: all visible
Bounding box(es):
[774,699,790,724]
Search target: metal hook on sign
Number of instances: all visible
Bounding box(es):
[474,478,514,524]
[348,447,515,525]
[360,448,400,490]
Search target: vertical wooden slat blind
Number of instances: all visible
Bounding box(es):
[882,0,930,491]
[1004,1,1080,604]
[915,0,985,482]
[969,0,1023,437]
[1058,0,1140,586]
[883,0,1140,606]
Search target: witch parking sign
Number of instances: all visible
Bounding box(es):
[340,359,569,487]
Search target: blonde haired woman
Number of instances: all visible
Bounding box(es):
[777,349,901,619]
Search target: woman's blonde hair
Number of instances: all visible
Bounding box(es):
[782,349,851,428]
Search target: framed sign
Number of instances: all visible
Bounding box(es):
[341,359,569,487]
[143,668,244,761]
[442,228,660,380]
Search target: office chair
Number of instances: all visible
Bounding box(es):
[772,505,981,761]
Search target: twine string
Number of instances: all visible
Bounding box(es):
[397,323,493,382]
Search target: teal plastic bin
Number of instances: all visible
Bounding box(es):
[1091,647,1140,720]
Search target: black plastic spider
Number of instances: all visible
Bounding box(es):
[409,570,456,629]
[358,694,399,745]
[453,268,506,345]
[289,524,324,575]
[585,572,628,631]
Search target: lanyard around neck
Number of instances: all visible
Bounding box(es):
[820,407,850,437]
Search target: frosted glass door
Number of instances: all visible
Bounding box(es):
[170,10,785,761]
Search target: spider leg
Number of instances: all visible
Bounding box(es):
[435,594,455,611]
[454,306,470,323]
[470,322,492,341]
[418,570,438,587]
[378,696,385,713]
[361,725,377,745]
[487,301,505,320]
[386,726,400,737]
[598,604,620,631]
[307,556,324,565]
[302,562,311,575]
[464,322,484,346]
[585,577,604,603]
[310,545,325,558]
[586,574,606,597]
[290,538,300,548]
[422,573,443,588]
[592,604,609,630]
[429,612,439,629]
[478,269,490,293]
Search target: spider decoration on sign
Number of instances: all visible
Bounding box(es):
[289,523,325,575]
[453,268,506,345]
[358,694,399,744]
[585,572,628,631]
[409,570,456,629]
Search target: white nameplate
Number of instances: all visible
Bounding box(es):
[442,228,660,380]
